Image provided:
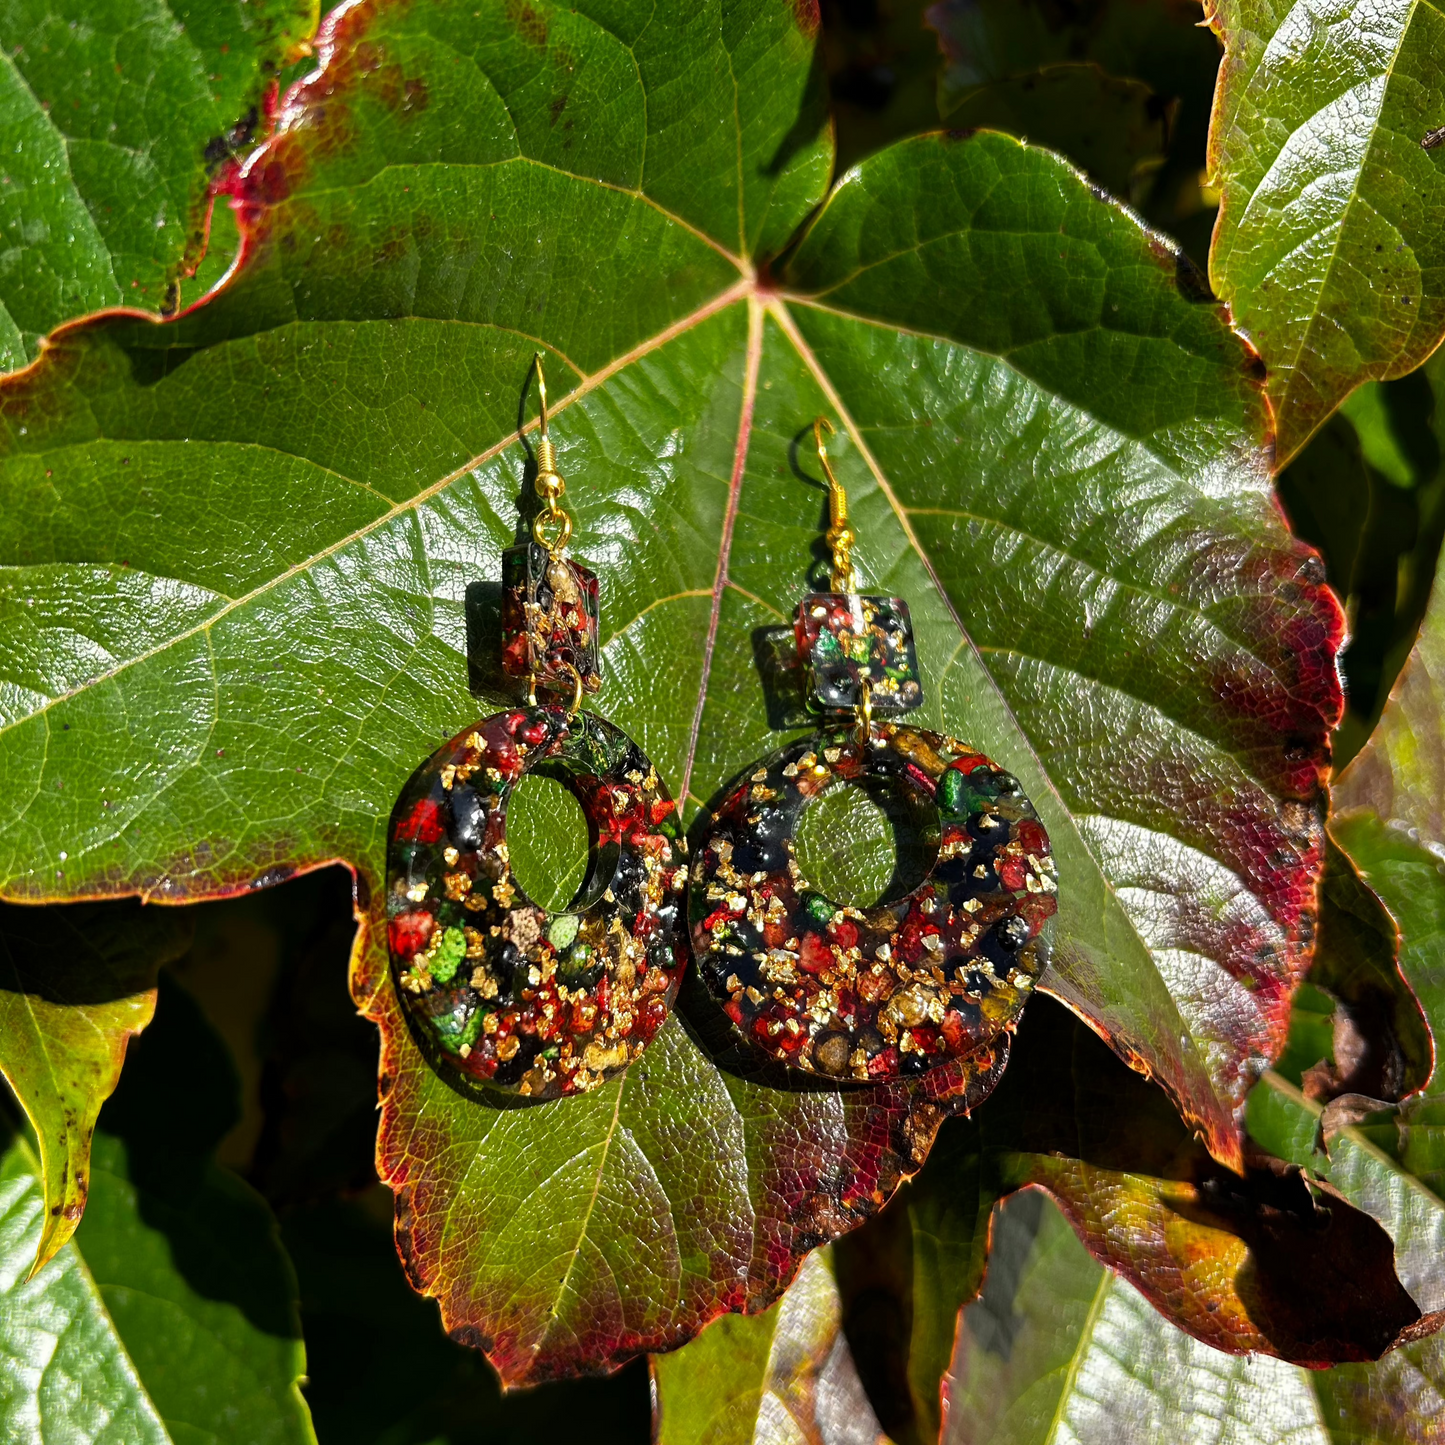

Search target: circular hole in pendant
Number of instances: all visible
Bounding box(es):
[505,770,590,913]
[793,774,940,909]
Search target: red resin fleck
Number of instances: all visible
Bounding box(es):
[691,723,1055,1081]
[386,706,685,1100]
[388,910,434,960]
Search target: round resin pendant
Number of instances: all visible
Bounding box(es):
[387,706,687,1098]
[690,724,1056,1080]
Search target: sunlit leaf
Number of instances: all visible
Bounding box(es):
[831,998,1428,1445]
[943,1189,1445,1445]
[0,977,314,1443]
[1205,0,1445,465]
[652,1247,891,1445]
[0,898,191,1272]
[0,0,1346,1377]
[0,0,317,372]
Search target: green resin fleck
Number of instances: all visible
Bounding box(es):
[938,768,967,815]
[804,893,834,927]
[431,927,467,984]
[436,1000,486,1051]
[548,914,580,951]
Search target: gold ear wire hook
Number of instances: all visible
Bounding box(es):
[813,417,856,592]
[532,353,572,556]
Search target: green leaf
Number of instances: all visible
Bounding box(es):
[0,0,317,372]
[1245,1069,1445,1319]
[652,1247,891,1445]
[943,1188,1445,1445]
[1205,0,1445,465]
[0,898,191,1272]
[927,0,1224,259]
[0,0,1346,1377]
[940,65,1171,201]
[1282,838,1434,1102]
[0,976,314,1444]
[834,997,1431,1445]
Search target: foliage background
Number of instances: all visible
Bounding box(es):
[0,0,1442,1439]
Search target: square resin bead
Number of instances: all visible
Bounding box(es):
[795,593,923,714]
[500,542,602,693]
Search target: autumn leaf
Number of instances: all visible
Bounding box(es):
[0,0,317,371]
[0,0,1344,1379]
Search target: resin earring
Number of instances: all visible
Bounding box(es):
[689,419,1058,1081]
[386,356,687,1099]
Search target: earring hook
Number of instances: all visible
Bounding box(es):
[531,353,571,556]
[813,416,856,592]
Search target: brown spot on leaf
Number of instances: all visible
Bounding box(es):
[505,0,548,50]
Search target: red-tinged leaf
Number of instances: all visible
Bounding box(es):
[0,0,1346,1375]
[781,131,1343,1168]
[355,916,1006,1385]
[0,0,317,371]
[834,997,1428,1445]
[943,1189,1445,1445]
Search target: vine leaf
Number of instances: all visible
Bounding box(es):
[1247,1069,1445,1323]
[1205,0,1445,466]
[0,977,314,1444]
[835,997,1427,1445]
[0,0,317,372]
[0,0,1343,1379]
[0,898,192,1273]
[651,1247,891,1445]
[835,999,1441,1445]
[943,1188,1445,1445]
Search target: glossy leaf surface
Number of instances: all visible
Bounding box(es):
[652,1248,890,1445]
[0,899,191,1273]
[832,997,1428,1445]
[943,1189,1445,1445]
[0,0,1345,1377]
[1206,0,1445,465]
[0,0,316,372]
[0,979,313,1444]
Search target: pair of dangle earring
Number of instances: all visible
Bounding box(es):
[690,420,1058,1082]
[385,356,687,1100]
